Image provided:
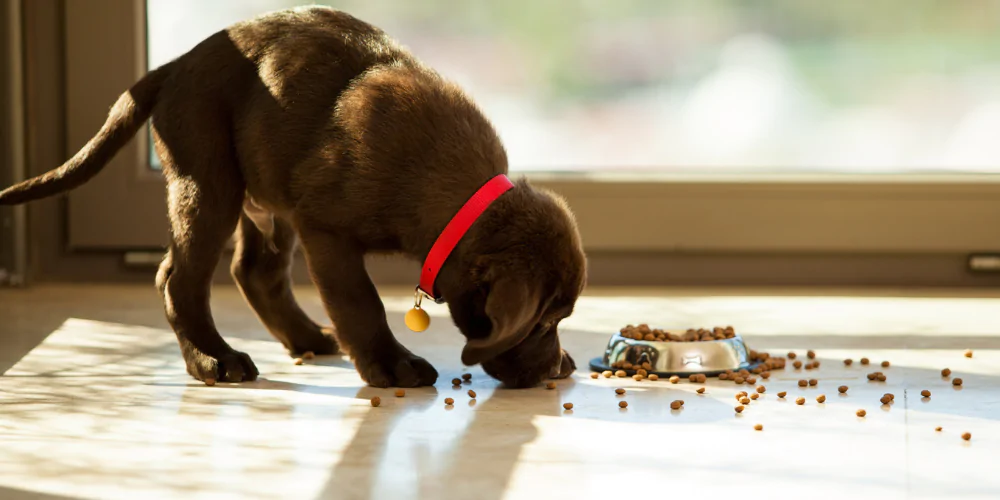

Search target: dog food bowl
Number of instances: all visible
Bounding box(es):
[589,332,755,376]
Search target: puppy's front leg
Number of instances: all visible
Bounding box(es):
[296,223,438,387]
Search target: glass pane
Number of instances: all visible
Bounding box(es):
[147,1,1000,174]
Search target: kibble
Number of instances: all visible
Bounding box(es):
[204,378,216,387]
[793,361,803,369]
[754,423,763,431]
[452,378,462,385]
[736,391,748,400]
[302,351,315,360]
[788,352,797,359]
[941,368,951,377]
[590,372,599,379]
[867,372,877,381]
[798,380,808,387]
[620,401,629,409]
[796,397,805,405]
[615,388,626,395]
[734,376,746,385]
[856,409,866,417]
[860,357,870,365]
[670,400,682,410]
[637,369,648,377]
[445,397,454,405]
[761,372,771,380]
[807,350,816,359]
[648,374,659,381]
[817,394,826,403]
[877,373,887,382]
[962,432,971,441]
[935,426,942,432]
[696,387,706,394]
[546,382,557,390]
[603,370,613,378]
[563,402,573,410]
[395,389,406,398]
[293,358,304,366]
[838,385,849,394]
[952,378,963,386]
[881,361,890,368]
[884,393,895,400]
[809,379,818,387]
[746,377,757,385]
[741,397,751,405]
[880,395,891,405]
[615,370,627,378]
[964,349,973,358]
[735,405,745,413]
[370,396,381,407]
[756,385,766,394]
[669,375,680,384]
[750,393,759,400]
[921,389,931,397]
[844,359,853,366]
[719,373,729,381]
[777,391,787,398]
[468,390,477,398]
[633,374,645,382]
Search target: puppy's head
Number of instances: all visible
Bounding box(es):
[442,182,586,388]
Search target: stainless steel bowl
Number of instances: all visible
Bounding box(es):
[589,332,754,376]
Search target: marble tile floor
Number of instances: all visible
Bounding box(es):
[1,285,999,500]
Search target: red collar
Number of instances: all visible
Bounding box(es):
[417,174,514,303]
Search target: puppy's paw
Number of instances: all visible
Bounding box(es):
[289,327,340,357]
[549,349,577,379]
[355,347,438,388]
[183,346,260,383]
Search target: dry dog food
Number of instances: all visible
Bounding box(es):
[603,370,613,378]
[844,359,853,366]
[880,395,892,405]
[856,409,866,417]
[293,358,305,366]
[750,393,759,400]
[697,387,706,394]
[633,374,645,382]
[877,373,887,382]
[756,385,766,394]
[941,368,951,377]
[616,370,627,378]
[462,373,472,381]
[881,361,890,368]
[204,378,216,387]
[620,401,629,409]
[838,385,849,394]
[395,389,406,397]
[793,361,803,369]
[807,350,816,359]
[371,396,381,407]
[788,352,797,359]
[302,351,315,360]
[735,405,745,413]
[796,397,806,405]
[761,372,771,379]
[452,378,462,385]
[952,378,963,386]
[746,377,757,385]
[962,432,971,441]
[445,398,454,405]
[964,350,973,358]
[921,389,931,397]
[754,423,763,431]
[736,391,748,400]
[563,402,574,410]
[637,369,648,377]
[935,426,942,432]
[777,391,787,398]
[468,390,477,398]
[669,375,680,384]
[809,379,818,386]
[741,397,751,405]
[648,374,660,381]
[798,380,808,387]
[619,324,737,341]
[734,376,746,385]
[816,395,827,403]
[590,372,599,379]
[884,393,894,400]
[615,388,626,395]
[671,400,683,410]
[719,373,729,381]
[860,358,870,365]
[546,382,557,390]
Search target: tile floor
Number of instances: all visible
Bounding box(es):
[1,285,999,500]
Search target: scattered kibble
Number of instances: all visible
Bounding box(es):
[302,351,315,360]
[838,385,849,394]
[734,376,746,385]
[736,391,748,400]
[648,374,659,381]
[615,370,627,378]
[857,409,867,417]
[204,378,216,387]
[633,374,645,382]
[941,368,951,377]
[860,358,870,365]
[817,395,826,403]
[796,397,806,405]
[445,398,454,405]
[563,402,574,410]
[885,393,895,400]
[741,397,751,405]
[788,352,797,359]
[462,373,472,381]
[935,426,942,432]
[371,396,381,407]
[844,359,853,366]
[962,432,971,441]
[603,370,613,378]
[546,382,557,390]
[756,385,766,394]
[452,378,462,385]
[735,405,745,413]
[746,377,757,385]
[777,391,787,398]
[671,400,683,410]
[952,378,963,386]
[750,393,759,400]
[468,390,477,398]
[881,361,890,368]
[807,350,816,359]
[793,361,803,369]
[761,372,771,379]
[590,372,599,379]
[964,350,973,358]
[615,388,626,395]
[880,395,891,405]
[809,379,818,387]
[696,387,706,394]
[798,380,808,387]
[719,373,729,381]
[637,369,648,377]
[395,389,406,397]
[620,401,629,409]
[877,373,887,382]
[293,358,304,366]
[754,423,763,431]
[867,372,877,381]
[669,375,680,384]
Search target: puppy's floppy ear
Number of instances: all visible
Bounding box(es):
[461,277,542,366]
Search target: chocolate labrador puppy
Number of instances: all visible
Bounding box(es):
[0,7,585,388]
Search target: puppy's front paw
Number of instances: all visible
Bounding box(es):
[182,346,259,383]
[550,349,576,379]
[354,347,438,388]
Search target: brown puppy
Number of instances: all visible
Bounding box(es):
[0,7,585,388]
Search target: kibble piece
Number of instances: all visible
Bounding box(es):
[740,397,751,404]
[751,367,763,374]
[648,374,660,381]
[856,409,867,417]
[637,369,648,377]
[793,361,803,369]
[563,402,573,410]
[452,378,462,385]
[795,397,806,405]
[590,372,599,379]
[688,374,699,382]
[812,360,821,368]
[809,379,818,386]
[204,378,216,387]
[838,385,849,394]
[615,388,626,395]
[962,432,971,441]
[877,373,887,382]
[952,378,963,386]
[370,396,381,407]
[761,372,771,380]
[817,394,826,403]
[734,376,745,385]
[603,370,613,378]
[756,385,766,394]
[633,374,645,382]
[293,358,305,366]
[395,389,406,397]
[546,382,557,390]
[462,373,472,381]
[860,357,870,365]
[670,400,681,410]
[623,362,633,370]
[798,380,808,387]
[468,390,477,398]
[696,387,706,394]
[807,350,816,359]
[735,405,745,413]
[935,426,942,432]
[642,362,652,370]
[964,349,973,358]
[620,401,629,409]
[921,389,931,398]
[718,373,729,381]
[843,359,853,366]
[615,370,627,378]
[669,375,680,384]
[867,372,877,381]
[302,351,315,360]
[444,398,454,405]
[678,400,685,407]
[777,391,787,398]
[750,393,759,400]
[746,377,757,385]
[884,393,894,400]
[754,423,763,431]
[881,361,890,368]
[736,391,748,400]
[941,368,951,377]
[880,395,891,405]
[788,352,797,359]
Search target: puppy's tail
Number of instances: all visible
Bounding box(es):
[0,62,175,205]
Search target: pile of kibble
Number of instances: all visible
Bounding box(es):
[618,324,737,342]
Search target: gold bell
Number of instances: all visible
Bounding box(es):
[405,289,431,332]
